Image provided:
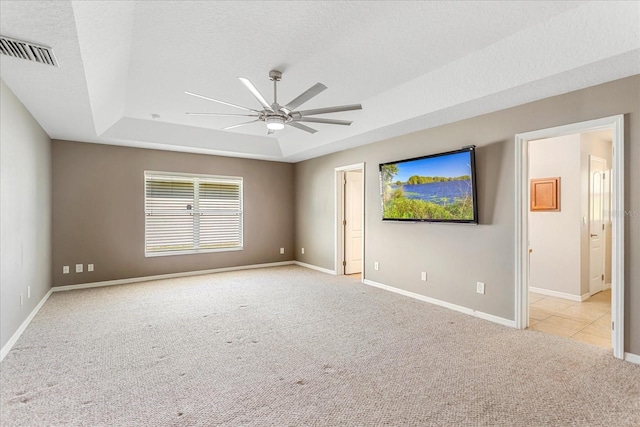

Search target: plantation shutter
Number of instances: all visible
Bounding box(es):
[198,179,243,250]
[145,172,243,256]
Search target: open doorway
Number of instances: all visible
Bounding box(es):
[515,115,624,359]
[335,163,365,279]
[527,130,612,349]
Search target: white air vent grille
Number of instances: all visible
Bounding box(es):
[0,35,58,67]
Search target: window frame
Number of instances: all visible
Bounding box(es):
[144,170,244,257]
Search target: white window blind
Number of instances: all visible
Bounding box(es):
[144,172,243,256]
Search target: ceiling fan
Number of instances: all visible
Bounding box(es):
[185,70,362,134]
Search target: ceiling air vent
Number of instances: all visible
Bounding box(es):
[0,35,58,67]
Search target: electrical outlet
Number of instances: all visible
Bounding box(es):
[421,272,427,281]
[374,262,379,271]
[63,266,69,274]
[76,264,83,273]
[301,248,305,255]
[28,286,31,299]
[20,293,23,306]
[88,264,94,272]
[280,248,285,254]
[476,282,485,295]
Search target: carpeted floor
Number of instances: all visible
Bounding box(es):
[1,265,639,426]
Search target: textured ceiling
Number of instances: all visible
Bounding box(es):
[1,1,638,162]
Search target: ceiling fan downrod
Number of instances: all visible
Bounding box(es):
[269,69,282,107]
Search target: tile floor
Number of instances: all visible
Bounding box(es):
[528,289,611,349]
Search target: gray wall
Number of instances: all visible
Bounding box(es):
[0,80,52,350]
[294,75,640,355]
[52,140,294,286]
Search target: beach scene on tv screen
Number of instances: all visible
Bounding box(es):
[380,151,474,221]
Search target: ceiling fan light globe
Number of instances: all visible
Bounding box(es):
[266,116,285,130]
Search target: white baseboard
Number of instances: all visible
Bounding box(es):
[52,261,296,292]
[625,352,640,365]
[605,282,612,290]
[529,287,588,302]
[1,288,53,362]
[362,279,516,328]
[294,261,336,275]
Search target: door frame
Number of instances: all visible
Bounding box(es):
[335,163,365,278]
[514,115,624,359]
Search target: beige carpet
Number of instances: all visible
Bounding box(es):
[1,265,639,426]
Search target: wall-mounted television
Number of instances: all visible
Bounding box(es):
[379,147,478,224]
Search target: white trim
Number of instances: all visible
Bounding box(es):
[514,115,625,360]
[604,282,611,291]
[624,352,640,365]
[294,261,337,276]
[1,288,53,362]
[529,287,589,302]
[334,163,365,278]
[52,261,295,292]
[610,115,624,360]
[363,279,516,328]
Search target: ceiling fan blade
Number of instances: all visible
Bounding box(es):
[186,112,259,117]
[284,83,327,111]
[222,119,261,130]
[295,117,352,126]
[288,122,317,134]
[185,91,261,113]
[298,104,362,116]
[238,77,274,112]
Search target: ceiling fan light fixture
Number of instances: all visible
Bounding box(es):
[266,116,285,130]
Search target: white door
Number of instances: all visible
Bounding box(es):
[589,155,606,295]
[344,170,363,274]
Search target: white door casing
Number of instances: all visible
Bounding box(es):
[344,170,363,274]
[589,155,607,295]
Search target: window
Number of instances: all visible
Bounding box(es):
[144,171,243,256]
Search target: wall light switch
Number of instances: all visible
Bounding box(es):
[88,264,94,272]
[76,264,83,273]
[63,266,70,274]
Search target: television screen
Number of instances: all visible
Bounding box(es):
[379,147,478,223]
